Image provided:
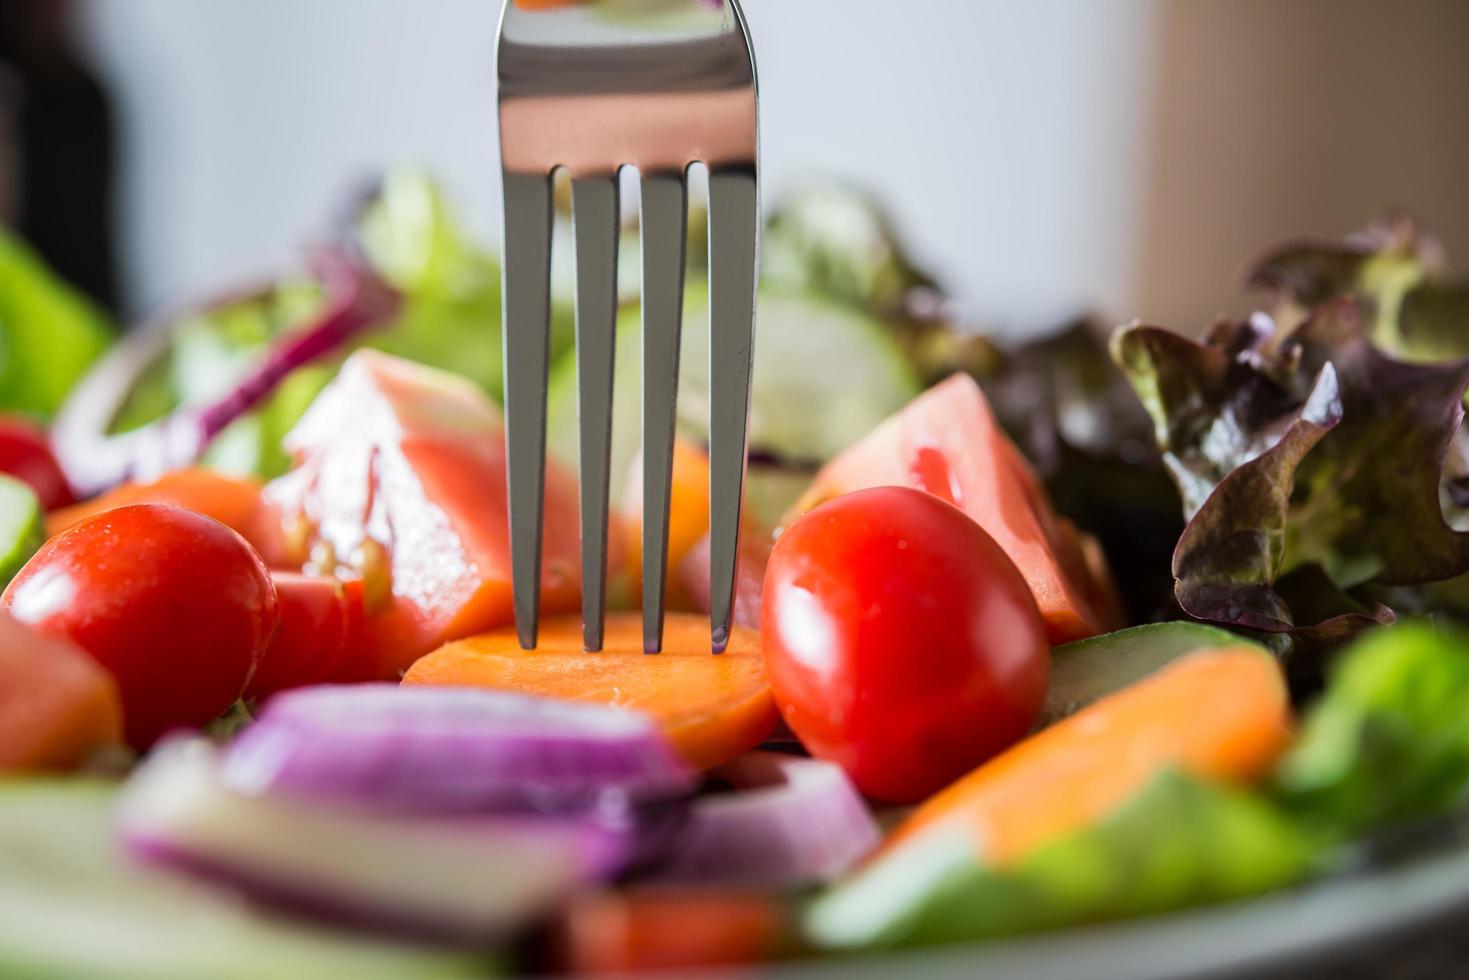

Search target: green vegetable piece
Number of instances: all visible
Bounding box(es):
[0,474,43,587]
[1113,300,1461,642]
[1275,622,1469,841]
[743,462,817,533]
[0,229,112,419]
[361,169,572,405]
[1246,213,1462,361]
[0,781,487,979]
[763,184,1000,385]
[681,288,921,466]
[1041,622,1260,726]
[109,281,331,479]
[806,771,1311,951]
[545,285,920,511]
[110,171,552,480]
[763,184,937,322]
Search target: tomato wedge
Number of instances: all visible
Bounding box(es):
[788,374,1118,643]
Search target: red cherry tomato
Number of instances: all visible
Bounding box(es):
[2,504,279,748]
[761,486,1050,803]
[0,415,74,510]
[245,573,365,700]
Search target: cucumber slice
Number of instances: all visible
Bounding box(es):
[545,309,641,510]
[745,462,815,532]
[0,474,43,586]
[678,287,921,464]
[0,781,484,979]
[546,286,920,510]
[1041,622,1262,726]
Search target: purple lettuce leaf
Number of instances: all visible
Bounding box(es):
[1112,300,1469,642]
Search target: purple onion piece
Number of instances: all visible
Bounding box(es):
[648,752,881,889]
[221,684,698,815]
[52,250,400,497]
[119,738,636,944]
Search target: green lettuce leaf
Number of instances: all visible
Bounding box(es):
[762,184,1000,384]
[1113,301,1468,640]
[358,170,543,403]
[807,771,1312,951]
[1275,622,1469,842]
[109,171,543,478]
[0,229,112,418]
[1247,213,1469,364]
[109,283,329,478]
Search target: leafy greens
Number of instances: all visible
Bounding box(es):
[0,229,112,419]
[1113,218,1469,645]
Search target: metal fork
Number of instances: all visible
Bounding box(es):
[496,0,758,654]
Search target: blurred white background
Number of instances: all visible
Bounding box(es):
[79,0,1469,336]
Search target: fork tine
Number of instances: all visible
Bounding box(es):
[571,174,621,652]
[639,170,689,654]
[501,169,555,650]
[706,166,759,653]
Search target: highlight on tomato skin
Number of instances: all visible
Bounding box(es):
[1,504,280,749]
[761,485,1051,804]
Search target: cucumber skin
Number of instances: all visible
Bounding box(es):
[0,781,488,980]
[0,474,43,588]
[1041,622,1264,725]
[545,286,921,512]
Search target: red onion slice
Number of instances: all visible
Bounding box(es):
[119,738,633,943]
[221,684,697,813]
[650,752,880,889]
[53,251,399,496]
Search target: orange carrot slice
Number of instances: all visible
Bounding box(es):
[0,612,122,772]
[560,888,787,975]
[402,613,777,770]
[892,646,1292,866]
[47,469,280,561]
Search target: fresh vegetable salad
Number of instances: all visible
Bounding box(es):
[5,175,1469,977]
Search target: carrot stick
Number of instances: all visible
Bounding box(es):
[0,612,122,772]
[559,887,789,975]
[891,646,1293,866]
[402,612,777,771]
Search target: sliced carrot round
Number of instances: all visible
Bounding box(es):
[402,613,777,771]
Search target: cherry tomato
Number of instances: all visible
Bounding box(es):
[245,573,364,700]
[761,486,1049,803]
[0,415,73,510]
[2,504,279,748]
